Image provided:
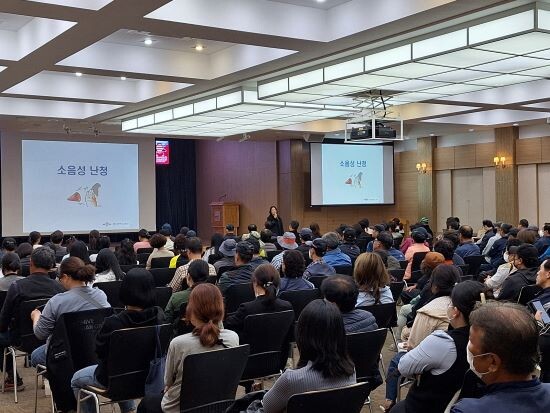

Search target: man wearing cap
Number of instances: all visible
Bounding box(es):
[340,227,360,261]
[214,239,237,273]
[404,227,431,280]
[497,244,540,302]
[296,228,313,260]
[374,231,405,269]
[366,224,387,252]
[218,242,256,295]
[270,232,299,270]
[323,232,352,267]
[160,223,174,250]
[303,238,336,279]
[245,237,268,269]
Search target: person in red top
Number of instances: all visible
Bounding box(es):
[404,227,431,280]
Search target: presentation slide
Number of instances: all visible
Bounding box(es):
[22,140,139,233]
[310,143,394,205]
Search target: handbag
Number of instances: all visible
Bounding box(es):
[145,325,166,396]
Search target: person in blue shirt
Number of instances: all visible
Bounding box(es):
[375,231,406,261]
[278,250,314,294]
[322,232,352,267]
[541,245,550,262]
[366,224,386,252]
[451,302,550,413]
[455,225,481,259]
[535,224,550,257]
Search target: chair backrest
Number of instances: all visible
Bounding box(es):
[136,252,151,265]
[411,251,428,272]
[399,260,408,270]
[217,265,237,277]
[149,267,177,287]
[286,382,370,413]
[224,283,255,314]
[463,255,484,277]
[308,276,327,289]
[457,264,470,276]
[95,281,123,308]
[154,286,173,309]
[106,324,172,401]
[0,290,7,311]
[179,345,250,412]
[279,289,321,320]
[119,264,143,273]
[460,275,474,282]
[151,256,172,268]
[410,270,423,283]
[333,265,353,276]
[346,329,388,382]
[389,281,405,302]
[389,269,405,281]
[266,250,280,262]
[136,248,154,254]
[517,284,543,305]
[20,265,30,277]
[357,302,397,328]
[17,298,50,353]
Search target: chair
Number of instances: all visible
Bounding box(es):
[217,265,237,277]
[266,250,280,262]
[2,298,50,402]
[20,265,31,277]
[463,255,485,278]
[333,265,353,276]
[346,329,387,383]
[155,286,173,309]
[358,302,398,348]
[517,284,543,306]
[389,282,405,302]
[136,248,154,254]
[95,281,123,308]
[224,283,255,314]
[76,324,172,413]
[151,256,172,268]
[180,345,250,413]
[457,264,470,276]
[149,267,177,287]
[389,269,405,281]
[460,275,474,282]
[411,251,428,273]
[0,290,7,311]
[410,270,423,283]
[279,289,321,320]
[286,382,371,413]
[308,276,327,289]
[240,311,295,382]
[136,252,151,265]
[399,260,408,270]
[119,264,143,273]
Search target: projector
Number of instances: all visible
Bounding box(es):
[350,123,397,141]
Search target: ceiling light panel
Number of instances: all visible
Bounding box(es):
[364,45,411,72]
[154,109,173,123]
[173,104,193,119]
[412,29,467,59]
[528,49,550,60]
[324,58,364,81]
[537,9,550,31]
[310,96,359,106]
[517,65,550,77]
[385,79,448,92]
[288,69,324,90]
[468,74,539,87]
[423,83,489,95]
[329,74,404,88]
[372,63,452,78]
[261,92,323,103]
[468,10,534,45]
[420,49,511,69]
[258,78,289,98]
[297,84,364,96]
[422,69,497,83]
[474,32,550,55]
[393,92,448,102]
[470,56,548,73]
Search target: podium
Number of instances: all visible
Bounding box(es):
[210,202,240,235]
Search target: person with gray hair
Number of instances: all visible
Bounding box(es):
[322,232,351,267]
[451,302,550,413]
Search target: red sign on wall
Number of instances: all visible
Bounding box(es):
[155,140,169,165]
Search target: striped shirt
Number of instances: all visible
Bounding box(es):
[168,259,216,292]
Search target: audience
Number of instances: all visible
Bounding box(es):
[29,231,42,249]
[66,240,91,264]
[477,219,496,251]
[115,238,137,266]
[224,224,239,241]
[533,259,550,382]
[202,232,224,265]
[519,218,530,230]
[366,224,386,252]
[296,227,313,259]
[309,222,322,240]
[455,225,481,258]
[16,242,33,268]
[133,229,152,252]
[270,232,299,270]
[322,232,352,267]
[288,220,301,244]
[404,227,430,280]
[94,248,125,283]
[217,242,255,294]
[89,235,110,263]
[497,244,540,301]
[483,239,521,298]
[278,250,313,293]
[214,239,237,273]
[159,223,174,250]
[339,227,360,261]
[485,223,513,270]
[245,237,268,268]
[356,218,373,252]
[260,229,277,252]
[303,238,336,279]
[374,231,404,270]
[0,237,17,263]
[146,233,174,270]
[0,253,22,291]
[88,229,100,252]
[168,234,188,268]
[266,206,284,236]
[535,224,550,256]
[168,237,216,292]
[354,252,393,306]
[434,238,465,266]
[50,230,67,260]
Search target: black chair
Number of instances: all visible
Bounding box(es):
[224,283,255,314]
[333,265,353,276]
[399,260,408,270]
[217,265,237,277]
[517,284,543,306]
[180,345,250,413]
[20,265,31,277]
[136,252,151,265]
[308,276,327,289]
[358,302,398,348]
[457,264,470,276]
[266,250,280,262]
[279,289,321,320]
[151,256,172,268]
[286,382,370,413]
[460,275,474,282]
[149,267,177,287]
[77,324,172,412]
[411,252,428,273]
[464,255,484,278]
[389,282,405,302]
[155,286,173,309]
[0,290,7,311]
[2,298,50,402]
[136,248,154,254]
[389,269,405,281]
[410,270,423,283]
[240,311,295,382]
[346,328,387,383]
[95,281,123,308]
[119,264,143,273]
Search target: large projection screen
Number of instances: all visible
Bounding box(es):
[310,142,395,206]
[1,133,156,236]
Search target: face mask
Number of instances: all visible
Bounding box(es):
[466,342,493,379]
[446,306,455,323]
[503,252,509,262]
[540,230,545,238]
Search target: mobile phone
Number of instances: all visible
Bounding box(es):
[530,301,550,324]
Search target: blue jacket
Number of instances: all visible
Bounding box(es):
[388,248,405,261]
[451,379,550,413]
[455,242,481,259]
[540,245,550,262]
[342,309,378,333]
[278,277,314,294]
[488,236,508,269]
[303,260,336,279]
[323,248,352,267]
[535,236,550,257]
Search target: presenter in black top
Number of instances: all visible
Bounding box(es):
[266,206,284,236]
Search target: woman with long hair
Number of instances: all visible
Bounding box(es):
[88,230,100,253]
[94,248,125,283]
[354,252,394,306]
[115,238,137,266]
[309,222,322,240]
[266,206,284,236]
[67,240,91,264]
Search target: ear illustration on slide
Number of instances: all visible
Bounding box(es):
[67,183,101,207]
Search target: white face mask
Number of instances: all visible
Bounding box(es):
[308,249,313,260]
[503,252,509,262]
[466,342,493,379]
[540,230,545,238]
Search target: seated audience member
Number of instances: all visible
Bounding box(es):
[450,303,550,413]
[288,220,301,244]
[389,222,404,249]
[296,228,313,260]
[535,224,550,257]
[441,232,466,265]
[89,235,110,263]
[404,227,431,280]
[374,250,395,271]
[30,257,110,367]
[159,223,174,250]
[309,222,322,240]
[164,260,209,324]
[217,242,255,295]
[179,226,190,236]
[270,232,299,270]
[517,228,538,245]
[278,250,313,293]
[0,253,23,291]
[71,269,164,413]
[303,238,336,279]
[168,234,188,268]
[419,216,434,238]
[322,232,352,267]
[260,229,277,252]
[542,245,550,262]
[66,240,91,264]
[483,239,522,298]
[374,232,404,270]
[482,222,502,259]
[340,227,361,261]
[88,229,100,253]
[497,244,540,302]
[16,242,33,268]
[356,218,373,253]
[486,223,513,270]
[214,239,237,273]
[225,264,293,337]
[322,275,377,333]
[115,238,137,266]
[366,224,386,252]
[29,231,42,250]
[354,252,393,306]
[446,217,460,231]
[518,218,530,230]
[477,220,496,251]
[455,225,481,258]
[137,284,239,413]
[146,233,174,270]
[94,248,125,283]
[0,247,64,388]
[0,237,17,263]
[400,224,419,255]
[224,224,239,241]
[246,237,268,268]
[201,233,224,265]
[50,230,67,260]
[533,259,550,382]
[244,299,356,413]
[133,229,151,252]
[433,238,464,266]
[391,281,485,413]
[168,237,215,292]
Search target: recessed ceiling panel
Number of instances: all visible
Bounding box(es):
[372,63,452,78]
[420,49,511,69]
[474,32,550,55]
[470,56,548,74]
[29,0,113,10]
[422,109,548,125]
[329,73,404,88]
[422,69,496,83]
[517,65,550,77]
[468,74,538,87]
[423,83,489,95]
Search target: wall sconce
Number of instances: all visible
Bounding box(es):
[416,162,428,174]
[493,156,506,168]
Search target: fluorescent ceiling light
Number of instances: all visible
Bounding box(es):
[297,84,363,96]
[137,114,154,128]
[422,69,496,83]
[288,69,323,90]
[258,78,288,98]
[470,56,548,73]
[469,10,534,45]
[386,79,448,92]
[517,66,550,77]
[154,109,173,123]
[144,38,153,45]
[412,29,467,59]
[423,83,489,95]
[527,49,550,60]
[324,58,364,81]
[173,104,193,119]
[121,119,137,131]
[373,63,451,78]
[468,74,536,87]
[216,91,242,108]
[193,98,217,114]
[330,74,404,88]
[420,49,510,69]
[474,32,550,55]
[364,45,411,72]
[538,9,550,31]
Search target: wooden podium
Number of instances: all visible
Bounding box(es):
[210,202,240,235]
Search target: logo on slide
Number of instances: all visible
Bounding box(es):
[344,172,364,188]
[67,183,101,207]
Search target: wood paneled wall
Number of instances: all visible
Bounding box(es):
[417,137,436,226]
[495,127,518,224]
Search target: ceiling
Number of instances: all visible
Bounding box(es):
[0,0,550,140]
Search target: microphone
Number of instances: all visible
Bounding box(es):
[218,193,227,202]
